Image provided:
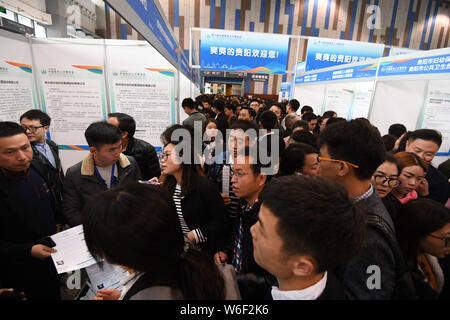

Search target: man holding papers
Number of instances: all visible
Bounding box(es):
[0,122,60,300]
[63,121,142,227]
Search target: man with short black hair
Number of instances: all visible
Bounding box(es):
[388,123,407,140]
[238,107,256,122]
[301,105,313,116]
[63,121,142,227]
[249,99,261,115]
[107,112,160,180]
[301,112,318,133]
[318,119,398,299]
[212,99,228,139]
[181,97,207,131]
[20,110,64,222]
[0,122,60,300]
[251,175,366,299]
[405,129,449,204]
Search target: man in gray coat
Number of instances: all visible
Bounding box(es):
[63,121,141,227]
[182,98,207,131]
[317,119,398,299]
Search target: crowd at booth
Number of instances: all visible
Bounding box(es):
[0,94,449,300]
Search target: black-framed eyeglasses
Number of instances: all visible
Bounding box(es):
[372,174,400,188]
[428,234,450,247]
[22,125,45,133]
[159,152,170,161]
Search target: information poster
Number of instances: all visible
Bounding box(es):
[323,84,354,119]
[350,82,374,120]
[106,42,176,150]
[33,42,107,147]
[110,68,174,147]
[0,35,38,122]
[420,80,450,156]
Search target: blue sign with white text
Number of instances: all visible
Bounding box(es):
[377,54,450,77]
[200,29,290,74]
[305,38,384,72]
[295,63,377,84]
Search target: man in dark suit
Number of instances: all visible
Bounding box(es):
[251,175,366,300]
[20,110,65,226]
[0,122,60,300]
[212,99,229,140]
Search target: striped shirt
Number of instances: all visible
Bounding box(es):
[173,184,207,244]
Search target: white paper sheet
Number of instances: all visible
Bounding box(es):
[50,225,97,274]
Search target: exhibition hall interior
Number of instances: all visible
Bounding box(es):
[0,0,449,305]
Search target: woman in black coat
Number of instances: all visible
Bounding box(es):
[160,125,232,255]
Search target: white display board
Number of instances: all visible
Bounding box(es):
[33,39,107,146]
[369,79,428,136]
[179,72,191,124]
[0,32,38,122]
[349,82,375,120]
[322,83,355,119]
[292,84,325,116]
[420,80,450,158]
[105,40,175,149]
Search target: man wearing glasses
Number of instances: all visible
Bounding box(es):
[20,110,65,228]
[317,119,400,300]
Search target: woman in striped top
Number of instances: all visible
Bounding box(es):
[160,125,232,255]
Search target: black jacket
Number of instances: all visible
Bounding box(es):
[124,137,161,180]
[165,173,232,254]
[63,153,142,227]
[215,112,229,139]
[31,139,65,223]
[425,164,449,205]
[0,163,60,299]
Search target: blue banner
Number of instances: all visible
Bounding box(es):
[377,54,450,77]
[200,29,290,74]
[305,38,384,72]
[295,63,377,84]
[126,0,179,62]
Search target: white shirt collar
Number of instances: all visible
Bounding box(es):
[271,272,328,300]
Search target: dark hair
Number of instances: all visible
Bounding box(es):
[203,108,216,119]
[291,130,316,147]
[382,134,397,152]
[212,99,225,112]
[108,112,136,138]
[395,199,450,266]
[409,129,442,148]
[322,110,336,118]
[231,119,259,131]
[20,109,51,126]
[0,121,26,138]
[270,103,286,116]
[301,105,313,114]
[292,120,309,132]
[301,112,317,122]
[85,121,122,149]
[161,124,203,197]
[259,110,278,130]
[396,131,411,152]
[224,104,236,113]
[318,119,386,180]
[384,152,400,171]
[182,98,195,110]
[388,123,407,139]
[279,143,318,176]
[326,117,347,127]
[81,183,225,299]
[259,175,366,273]
[239,107,256,119]
[288,99,300,112]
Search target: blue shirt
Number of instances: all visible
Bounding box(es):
[34,141,57,168]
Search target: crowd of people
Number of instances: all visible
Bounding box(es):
[0,94,449,301]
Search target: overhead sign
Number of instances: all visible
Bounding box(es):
[251,74,269,82]
[200,29,289,74]
[203,70,225,77]
[226,71,246,78]
[377,54,450,77]
[305,38,384,72]
[295,63,377,84]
